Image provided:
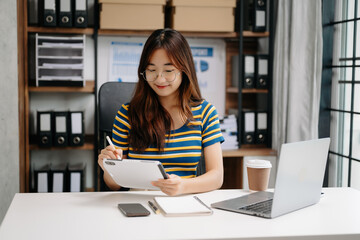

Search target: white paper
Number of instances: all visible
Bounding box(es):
[56,116,67,132]
[155,196,210,214]
[257,113,267,130]
[245,112,255,132]
[37,173,48,193]
[52,173,64,192]
[71,113,82,134]
[245,56,255,74]
[40,113,51,131]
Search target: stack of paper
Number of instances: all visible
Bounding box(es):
[220,115,238,150]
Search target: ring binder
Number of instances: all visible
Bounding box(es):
[37,111,53,147]
[243,55,255,89]
[242,110,255,144]
[53,111,69,147]
[73,0,88,28]
[58,0,73,27]
[68,111,84,146]
[256,54,269,89]
[39,0,57,27]
[256,111,268,144]
[253,0,267,32]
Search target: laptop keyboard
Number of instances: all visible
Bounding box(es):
[239,199,273,215]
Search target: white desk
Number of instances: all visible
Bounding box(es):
[1,188,359,240]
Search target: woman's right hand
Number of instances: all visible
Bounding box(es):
[98,146,123,171]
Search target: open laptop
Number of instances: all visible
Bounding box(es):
[211,138,330,218]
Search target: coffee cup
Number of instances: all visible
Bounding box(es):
[246,159,272,191]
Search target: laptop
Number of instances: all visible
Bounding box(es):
[211,138,330,218]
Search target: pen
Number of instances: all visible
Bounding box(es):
[148,201,160,214]
[106,136,121,159]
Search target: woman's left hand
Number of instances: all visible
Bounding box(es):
[152,174,185,196]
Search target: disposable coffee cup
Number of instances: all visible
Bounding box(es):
[246,160,272,191]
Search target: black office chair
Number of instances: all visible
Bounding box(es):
[98,82,205,190]
[98,82,136,190]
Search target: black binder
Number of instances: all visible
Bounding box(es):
[58,0,73,27]
[68,111,84,146]
[256,111,268,144]
[243,55,255,88]
[68,162,85,192]
[34,164,51,192]
[73,0,88,28]
[253,0,267,32]
[51,162,68,192]
[53,111,69,147]
[256,54,269,89]
[242,110,255,144]
[39,0,57,27]
[37,111,53,147]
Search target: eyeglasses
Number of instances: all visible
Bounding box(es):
[140,69,180,82]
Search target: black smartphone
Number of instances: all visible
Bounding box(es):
[118,203,150,217]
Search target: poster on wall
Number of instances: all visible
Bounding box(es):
[188,38,226,118]
[108,41,143,82]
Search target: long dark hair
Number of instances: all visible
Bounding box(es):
[128,29,202,152]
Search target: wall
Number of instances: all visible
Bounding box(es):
[0,0,19,224]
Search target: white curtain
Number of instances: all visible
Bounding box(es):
[272,0,323,153]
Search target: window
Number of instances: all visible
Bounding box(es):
[323,0,360,189]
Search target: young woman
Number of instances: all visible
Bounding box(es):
[98,29,224,196]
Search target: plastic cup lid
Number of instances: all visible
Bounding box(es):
[246,159,272,168]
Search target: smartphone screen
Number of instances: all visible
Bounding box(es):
[118,203,150,217]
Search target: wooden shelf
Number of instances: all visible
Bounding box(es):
[98,29,269,39]
[222,148,277,158]
[226,87,269,94]
[27,26,94,35]
[29,80,95,93]
[29,142,94,151]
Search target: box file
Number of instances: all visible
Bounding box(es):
[68,162,85,192]
[68,111,84,146]
[51,162,68,192]
[256,111,268,144]
[242,110,255,144]
[39,0,57,27]
[253,0,267,32]
[256,55,269,89]
[53,111,69,147]
[74,0,88,28]
[37,111,53,147]
[243,55,255,88]
[34,164,51,192]
[58,0,73,27]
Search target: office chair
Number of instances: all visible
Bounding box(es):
[98,82,205,190]
[98,82,136,191]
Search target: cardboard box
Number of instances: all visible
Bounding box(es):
[169,0,236,32]
[99,0,166,30]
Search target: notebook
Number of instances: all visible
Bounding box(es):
[211,138,330,218]
[154,195,213,217]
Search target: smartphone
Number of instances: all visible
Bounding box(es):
[118,203,150,217]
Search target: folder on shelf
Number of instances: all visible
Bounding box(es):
[53,111,68,147]
[39,0,57,27]
[34,164,51,192]
[68,162,85,192]
[73,0,88,28]
[58,0,73,27]
[242,110,255,144]
[231,55,239,88]
[51,162,68,192]
[256,54,269,89]
[256,111,268,144]
[37,111,53,147]
[68,111,84,146]
[243,55,255,88]
[253,0,267,32]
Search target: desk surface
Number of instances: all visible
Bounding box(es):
[1,188,359,240]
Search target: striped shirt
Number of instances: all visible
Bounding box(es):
[112,100,224,178]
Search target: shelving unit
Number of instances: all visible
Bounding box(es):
[18,0,275,192]
[18,0,97,193]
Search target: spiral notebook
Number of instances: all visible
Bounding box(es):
[154,195,213,217]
